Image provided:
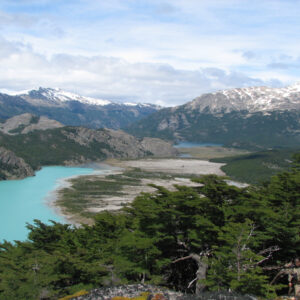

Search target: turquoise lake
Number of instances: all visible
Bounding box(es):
[0,165,107,243]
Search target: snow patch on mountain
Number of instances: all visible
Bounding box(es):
[36,88,112,106]
[188,83,300,113]
[7,87,160,109]
[0,89,31,96]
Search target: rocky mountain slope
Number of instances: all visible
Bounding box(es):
[127,83,300,149]
[0,113,63,135]
[0,147,34,180]
[0,114,177,180]
[0,88,160,129]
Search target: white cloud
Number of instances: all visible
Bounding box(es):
[0,0,299,105]
[0,36,281,106]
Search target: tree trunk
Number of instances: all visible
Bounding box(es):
[191,254,208,295]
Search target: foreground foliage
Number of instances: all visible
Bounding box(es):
[0,156,299,299]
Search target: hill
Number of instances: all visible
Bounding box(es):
[0,114,177,180]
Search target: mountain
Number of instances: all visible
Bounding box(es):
[0,88,160,129]
[0,114,177,180]
[127,83,300,149]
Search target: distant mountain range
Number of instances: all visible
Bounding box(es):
[2,84,300,150]
[126,83,300,149]
[0,87,160,129]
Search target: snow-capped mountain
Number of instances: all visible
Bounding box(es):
[0,87,160,129]
[28,87,113,106]
[8,87,155,108]
[187,83,300,113]
[127,83,300,149]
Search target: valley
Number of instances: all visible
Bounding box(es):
[54,145,297,224]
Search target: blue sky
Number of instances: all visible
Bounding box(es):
[0,0,299,105]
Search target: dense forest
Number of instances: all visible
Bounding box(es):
[0,154,299,299]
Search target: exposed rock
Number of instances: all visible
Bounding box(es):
[62,127,177,159]
[0,147,34,179]
[74,284,182,300]
[0,113,33,134]
[22,116,63,133]
[141,137,178,157]
[0,113,63,135]
[73,284,257,300]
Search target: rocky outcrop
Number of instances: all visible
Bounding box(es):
[0,147,34,179]
[0,113,63,135]
[74,284,182,300]
[141,137,178,157]
[22,116,63,133]
[73,284,256,300]
[62,127,178,159]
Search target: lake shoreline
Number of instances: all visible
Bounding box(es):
[52,158,228,225]
[45,163,123,226]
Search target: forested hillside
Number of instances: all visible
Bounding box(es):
[0,123,177,180]
[0,154,299,299]
[211,148,300,184]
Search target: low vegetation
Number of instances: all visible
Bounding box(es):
[177,146,249,160]
[211,148,300,184]
[57,168,192,221]
[0,154,299,299]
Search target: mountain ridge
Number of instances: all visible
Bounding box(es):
[185,82,300,114]
[126,83,300,149]
[0,88,160,129]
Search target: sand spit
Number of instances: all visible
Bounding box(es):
[53,158,227,224]
[87,176,204,213]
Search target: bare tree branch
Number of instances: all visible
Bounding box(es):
[172,255,192,264]
[258,245,280,256]
[241,223,256,251]
[188,277,198,289]
[177,239,189,250]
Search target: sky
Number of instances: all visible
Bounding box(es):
[0,0,300,106]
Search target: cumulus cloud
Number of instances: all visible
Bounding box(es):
[0,37,281,106]
[0,0,298,106]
